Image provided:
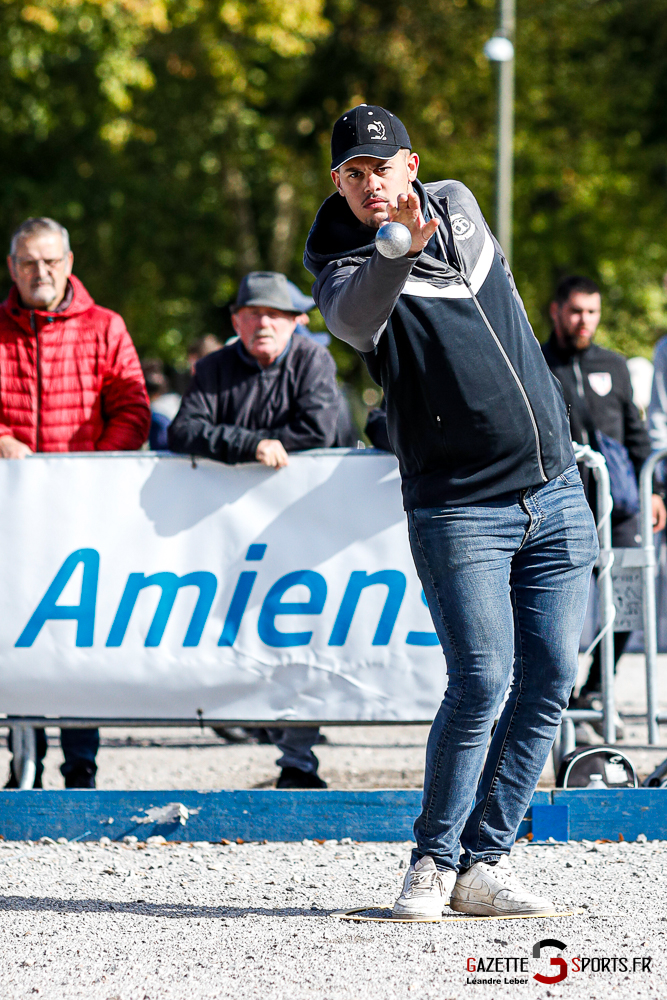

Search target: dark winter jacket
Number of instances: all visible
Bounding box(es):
[304,178,573,509]
[168,334,340,463]
[542,335,650,479]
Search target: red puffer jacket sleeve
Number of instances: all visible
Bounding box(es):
[96,314,151,451]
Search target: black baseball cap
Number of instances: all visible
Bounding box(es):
[331,105,411,171]
[232,272,300,314]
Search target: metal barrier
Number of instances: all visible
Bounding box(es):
[10,722,36,790]
[553,445,667,765]
[552,443,616,769]
[560,446,667,753]
[5,446,619,785]
[640,447,667,744]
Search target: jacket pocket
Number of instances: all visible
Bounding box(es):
[556,463,581,488]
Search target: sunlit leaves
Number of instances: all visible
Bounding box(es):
[1,0,667,386]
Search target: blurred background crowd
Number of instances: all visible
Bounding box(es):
[3,0,667,792]
[2,0,667,431]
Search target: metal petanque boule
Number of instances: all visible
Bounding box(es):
[375,221,412,259]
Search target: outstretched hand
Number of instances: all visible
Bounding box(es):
[386,191,439,257]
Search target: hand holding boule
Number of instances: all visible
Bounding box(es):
[384,190,440,256]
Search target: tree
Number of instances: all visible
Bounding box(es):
[0,0,332,361]
[2,0,667,421]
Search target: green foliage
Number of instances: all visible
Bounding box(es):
[1,0,667,411]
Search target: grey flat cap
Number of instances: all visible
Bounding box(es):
[232,272,300,313]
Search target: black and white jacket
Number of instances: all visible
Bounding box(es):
[304,178,573,509]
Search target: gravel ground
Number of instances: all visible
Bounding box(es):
[1,652,666,999]
[0,837,665,1000]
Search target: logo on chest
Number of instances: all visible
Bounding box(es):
[588,372,612,397]
[450,213,476,241]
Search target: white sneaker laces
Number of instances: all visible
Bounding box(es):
[480,859,523,891]
[409,867,447,896]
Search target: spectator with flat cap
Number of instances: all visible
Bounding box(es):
[0,215,150,789]
[169,269,343,787]
[169,271,340,469]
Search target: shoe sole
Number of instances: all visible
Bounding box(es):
[391,901,450,920]
[391,908,445,920]
[450,900,558,917]
[275,783,328,789]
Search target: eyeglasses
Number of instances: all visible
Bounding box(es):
[13,256,67,274]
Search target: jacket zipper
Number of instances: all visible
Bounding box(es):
[435,414,448,457]
[30,312,41,452]
[572,356,590,446]
[432,195,548,483]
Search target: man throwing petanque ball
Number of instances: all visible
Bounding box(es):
[304,105,598,919]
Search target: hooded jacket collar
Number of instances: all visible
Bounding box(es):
[2,274,96,335]
[305,189,378,266]
[304,179,459,286]
[305,181,437,270]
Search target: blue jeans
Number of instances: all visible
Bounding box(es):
[265,727,321,773]
[408,464,598,872]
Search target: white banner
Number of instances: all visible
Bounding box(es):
[0,452,446,722]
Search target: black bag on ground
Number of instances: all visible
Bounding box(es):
[555,746,638,788]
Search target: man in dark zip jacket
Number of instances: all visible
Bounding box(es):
[304,105,599,919]
[169,272,341,469]
[169,271,340,790]
[543,275,666,721]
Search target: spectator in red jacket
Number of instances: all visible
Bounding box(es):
[1,216,151,788]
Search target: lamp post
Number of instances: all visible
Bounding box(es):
[484,0,516,265]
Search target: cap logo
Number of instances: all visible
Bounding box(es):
[367,120,387,141]
[450,213,476,241]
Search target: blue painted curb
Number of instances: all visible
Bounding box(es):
[532,803,570,842]
[553,788,667,842]
[1,788,663,843]
[0,789,545,843]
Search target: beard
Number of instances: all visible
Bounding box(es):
[566,331,593,351]
[26,281,58,307]
[362,209,389,231]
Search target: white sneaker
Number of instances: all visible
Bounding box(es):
[450,856,558,916]
[392,856,457,920]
